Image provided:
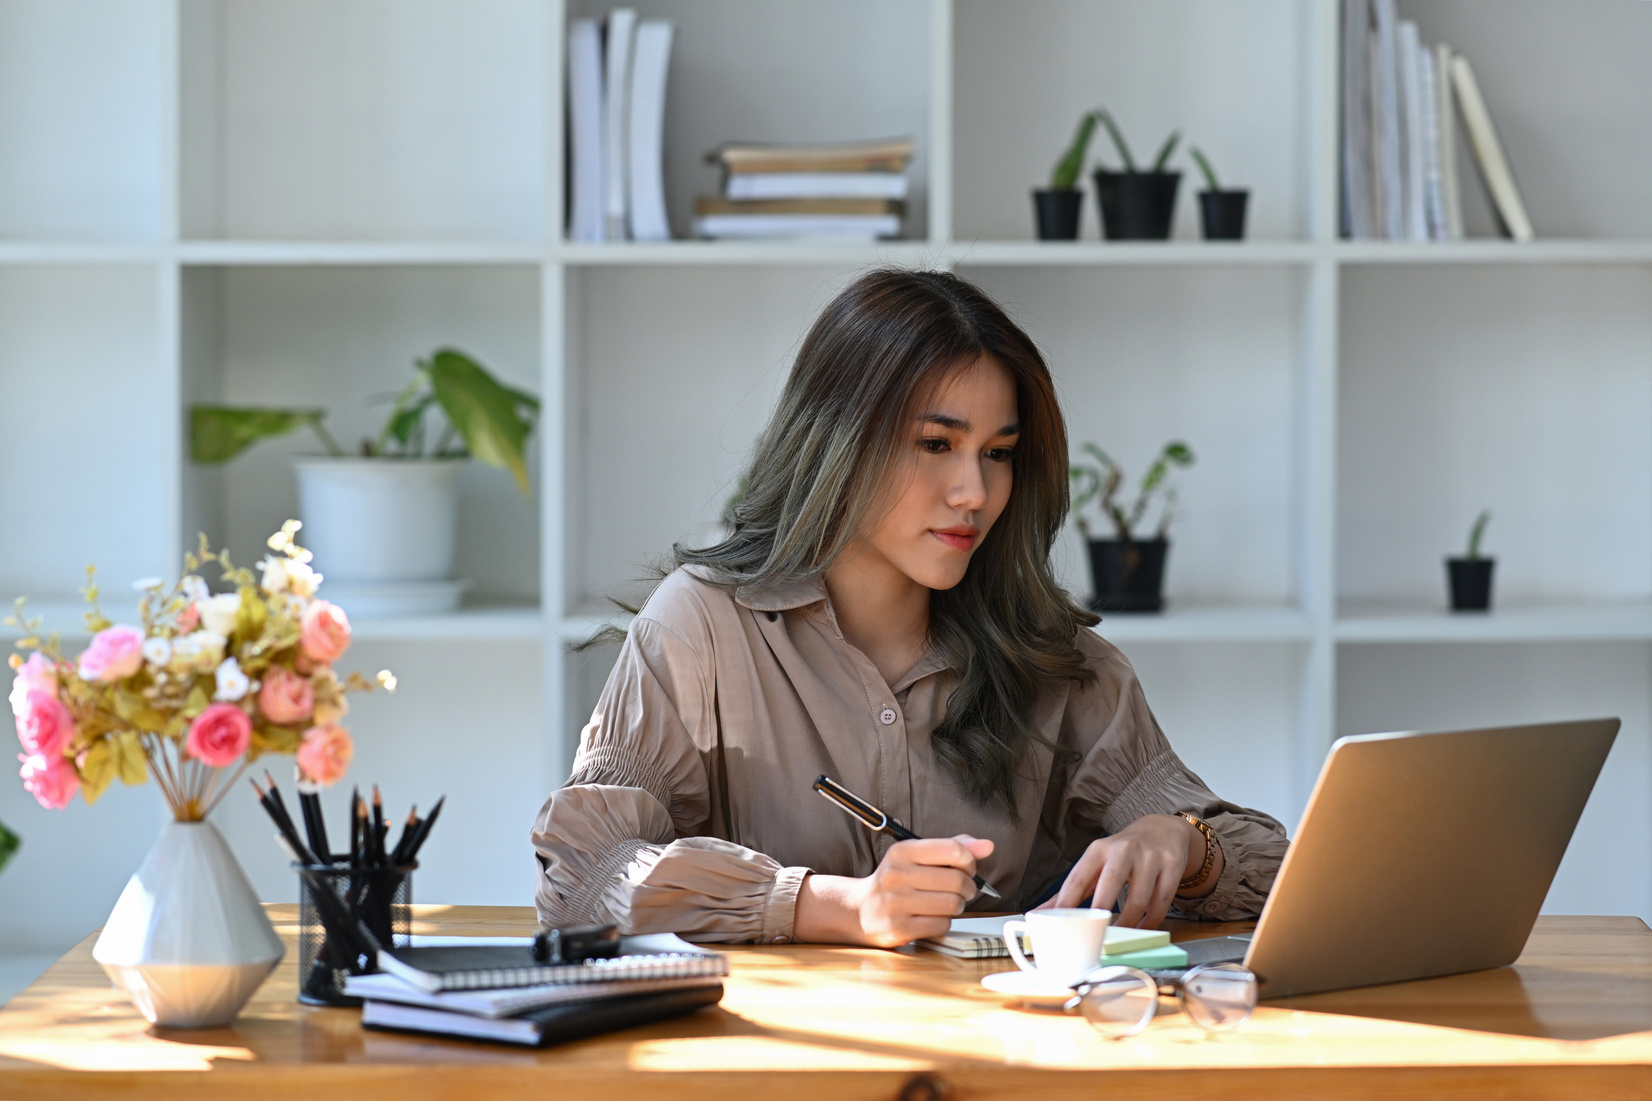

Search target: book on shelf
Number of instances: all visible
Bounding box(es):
[1450,54,1535,242]
[917,915,1171,960]
[566,9,676,242]
[362,982,724,1047]
[722,171,911,202]
[708,136,915,175]
[567,19,605,243]
[1341,3,1529,240]
[601,8,636,242]
[695,197,904,216]
[691,212,902,240]
[626,20,674,241]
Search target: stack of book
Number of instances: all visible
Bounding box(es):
[344,933,728,1047]
[568,9,675,242]
[1341,0,1533,241]
[693,137,914,240]
[920,916,1190,971]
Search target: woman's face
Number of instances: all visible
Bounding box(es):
[862,357,1019,592]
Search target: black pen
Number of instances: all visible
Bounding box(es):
[813,775,1001,901]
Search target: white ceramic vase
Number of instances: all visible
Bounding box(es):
[293,458,468,615]
[92,820,284,1029]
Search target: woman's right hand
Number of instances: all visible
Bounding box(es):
[794,835,994,947]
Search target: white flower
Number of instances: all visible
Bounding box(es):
[131,577,164,591]
[141,636,173,667]
[285,559,321,597]
[169,630,226,674]
[181,576,210,604]
[213,657,250,702]
[259,556,289,595]
[198,592,242,636]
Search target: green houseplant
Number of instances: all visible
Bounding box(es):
[191,348,538,615]
[1447,509,1495,611]
[1191,147,1249,241]
[1032,111,1099,240]
[1069,440,1195,612]
[1093,110,1182,240]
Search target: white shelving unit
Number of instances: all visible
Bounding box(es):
[3,0,1652,956]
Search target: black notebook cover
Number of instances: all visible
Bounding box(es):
[361,982,724,1047]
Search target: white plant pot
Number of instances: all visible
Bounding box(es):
[92,820,285,1029]
[293,458,464,585]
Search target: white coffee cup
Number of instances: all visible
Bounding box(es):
[1002,908,1112,985]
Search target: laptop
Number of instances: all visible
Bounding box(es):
[1164,718,1619,998]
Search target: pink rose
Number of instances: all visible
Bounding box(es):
[9,653,57,719]
[176,604,200,632]
[16,691,75,759]
[258,666,314,726]
[295,723,353,787]
[20,752,79,810]
[299,601,351,665]
[185,703,251,767]
[78,625,145,683]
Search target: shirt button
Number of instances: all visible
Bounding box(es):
[879,708,897,725]
[771,935,789,944]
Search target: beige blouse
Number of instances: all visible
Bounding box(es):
[531,568,1289,943]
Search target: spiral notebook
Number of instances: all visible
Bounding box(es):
[377,933,728,993]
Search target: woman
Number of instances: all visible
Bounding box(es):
[532,269,1287,947]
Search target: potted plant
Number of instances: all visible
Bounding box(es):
[1191,147,1249,240]
[1447,510,1495,611]
[1092,110,1182,240]
[1069,440,1196,612]
[1033,111,1098,240]
[191,348,538,616]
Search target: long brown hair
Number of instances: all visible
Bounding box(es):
[675,268,1097,815]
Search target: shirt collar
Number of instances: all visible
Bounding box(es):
[735,573,954,689]
[731,575,829,613]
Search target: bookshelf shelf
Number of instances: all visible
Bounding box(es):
[1336,602,1652,644]
[6,0,1652,948]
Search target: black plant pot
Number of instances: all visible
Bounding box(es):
[1087,538,1169,613]
[1447,558,1495,611]
[1032,188,1083,240]
[1093,170,1181,240]
[1199,190,1249,240]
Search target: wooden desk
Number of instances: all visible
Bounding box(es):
[2,906,1652,1099]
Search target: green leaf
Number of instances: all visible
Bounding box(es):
[1151,130,1181,173]
[0,817,18,876]
[79,742,116,805]
[1163,441,1195,467]
[190,407,330,464]
[1096,110,1137,172]
[1467,509,1492,559]
[1190,147,1221,191]
[115,732,148,786]
[427,348,539,496]
[1050,111,1098,191]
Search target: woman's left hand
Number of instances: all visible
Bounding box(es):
[1037,814,1215,929]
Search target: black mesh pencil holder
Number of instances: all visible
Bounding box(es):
[295,862,416,1007]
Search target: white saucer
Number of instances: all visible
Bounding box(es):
[981,970,1079,1007]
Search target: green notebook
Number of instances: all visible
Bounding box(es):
[1096,944,1189,970]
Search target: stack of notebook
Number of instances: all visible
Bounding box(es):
[693,137,914,240]
[345,934,728,1047]
[919,916,1190,970]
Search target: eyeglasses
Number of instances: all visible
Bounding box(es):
[1065,962,1257,1037]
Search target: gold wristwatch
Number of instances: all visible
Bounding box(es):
[1174,812,1216,894]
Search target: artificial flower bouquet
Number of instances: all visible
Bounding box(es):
[8,521,394,820]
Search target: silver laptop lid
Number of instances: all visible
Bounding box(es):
[1246,718,1618,999]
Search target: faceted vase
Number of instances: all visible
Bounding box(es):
[92,820,284,1029]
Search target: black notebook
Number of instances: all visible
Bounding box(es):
[361,982,724,1047]
[377,935,728,993]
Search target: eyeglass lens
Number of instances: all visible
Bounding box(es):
[1179,963,1258,1032]
[1070,967,1158,1038]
